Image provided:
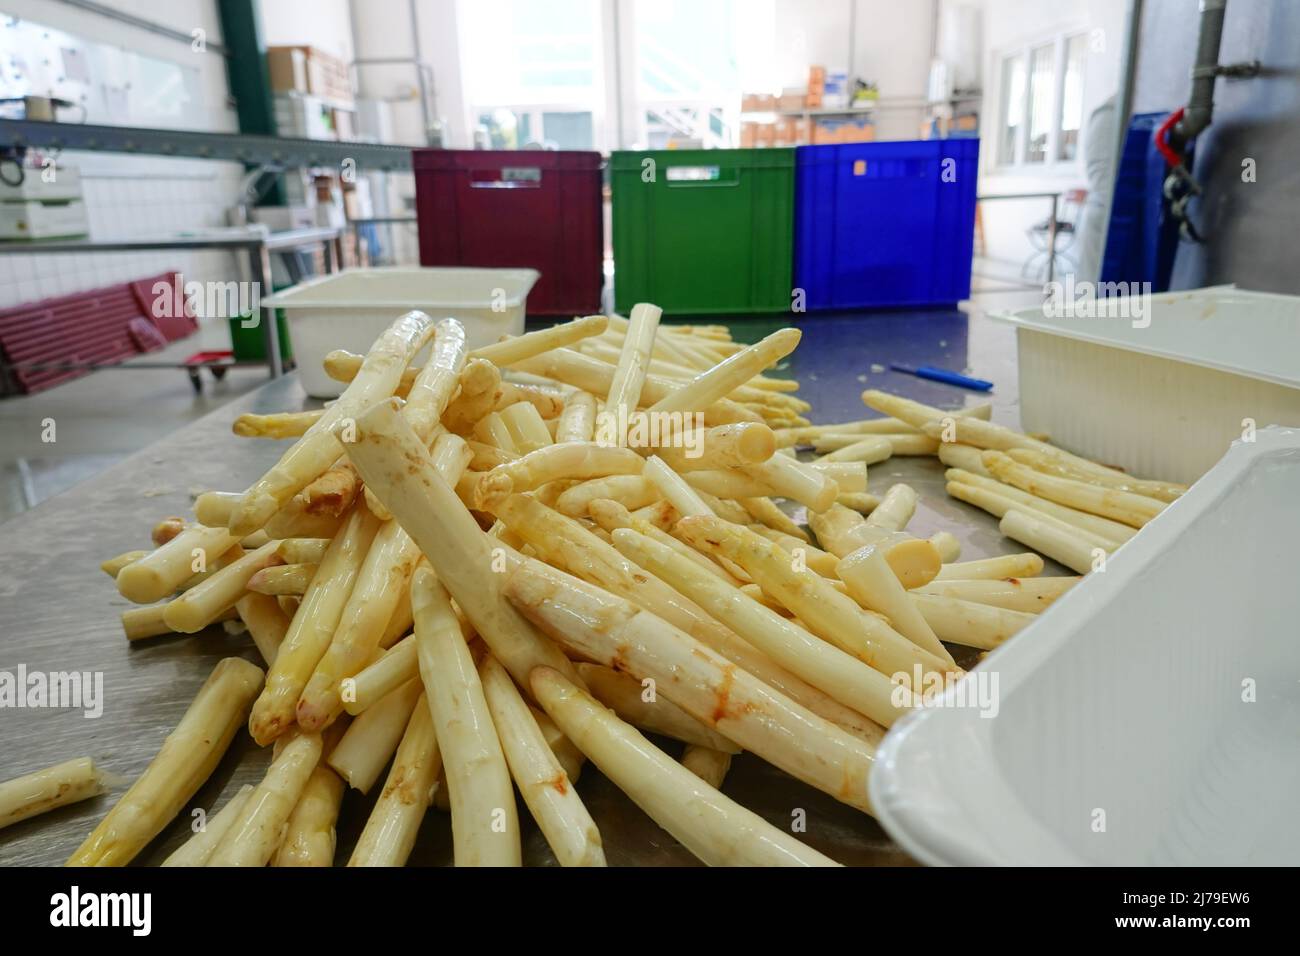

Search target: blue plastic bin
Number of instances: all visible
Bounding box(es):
[794,139,979,309]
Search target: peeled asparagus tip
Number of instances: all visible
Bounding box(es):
[474,471,514,510]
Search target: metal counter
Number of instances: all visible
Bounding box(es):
[0,305,1051,866]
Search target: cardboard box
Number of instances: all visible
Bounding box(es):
[777,91,806,112]
[755,123,776,147]
[741,92,777,113]
[267,45,353,105]
[739,122,758,148]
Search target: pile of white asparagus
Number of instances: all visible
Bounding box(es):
[0,305,1188,866]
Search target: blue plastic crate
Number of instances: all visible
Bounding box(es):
[794,139,979,310]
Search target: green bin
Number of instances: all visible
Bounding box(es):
[611,149,795,315]
[228,310,292,363]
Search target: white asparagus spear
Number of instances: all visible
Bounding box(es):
[652,422,776,472]
[344,636,417,715]
[0,757,107,831]
[348,696,441,866]
[740,496,809,542]
[531,667,840,865]
[946,481,1120,550]
[162,539,282,633]
[195,491,346,541]
[412,568,520,867]
[808,505,942,588]
[68,657,264,865]
[836,545,950,662]
[121,603,239,643]
[277,537,330,565]
[937,441,992,476]
[507,559,877,812]
[675,516,956,680]
[837,491,881,513]
[555,389,597,442]
[590,498,741,585]
[207,731,323,867]
[575,663,740,752]
[814,435,894,463]
[599,302,662,444]
[935,553,1045,580]
[101,549,148,578]
[339,398,581,693]
[233,409,326,439]
[643,454,713,517]
[859,389,993,429]
[645,328,801,416]
[487,495,882,743]
[229,310,438,535]
[945,468,1138,543]
[249,503,382,745]
[611,529,908,729]
[929,530,962,563]
[749,526,839,576]
[271,762,346,867]
[470,314,609,366]
[1002,509,1105,575]
[983,451,1165,528]
[556,474,660,517]
[247,562,317,596]
[116,524,240,604]
[515,347,761,425]
[920,415,1131,481]
[680,746,732,789]
[478,441,645,504]
[500,401,554,453]
[441,358,503,435]
[479,655,605,867]
[328,678,423,793]
[1006,447,1185,502]
[806,459,868,493]
[864,483,917,531]
[160,784,254,866]
[235,592,290,664]
[917,575,1080,611]
[911,593,1036,650]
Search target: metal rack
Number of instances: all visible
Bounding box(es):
[0,227,343,381]
[0,119,413,171]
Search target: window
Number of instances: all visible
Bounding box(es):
[996,31,1088,169]
[1058,33,1088,161]
[998,55,1026,165]
[461,0,605,149]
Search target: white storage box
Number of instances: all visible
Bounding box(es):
[991,287,1300,483]
[870,426,1300,866]
[0,165,83,202]
[262,267,539,398]
[0,199,88,239]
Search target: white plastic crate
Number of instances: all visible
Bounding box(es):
[869,426,1300,865]
[262,267,539,398]
[991,287,1300,483]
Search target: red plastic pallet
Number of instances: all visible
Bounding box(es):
[414,149,604,316]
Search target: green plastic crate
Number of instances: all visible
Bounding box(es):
[228,310,292,363]
[611,149,795,315]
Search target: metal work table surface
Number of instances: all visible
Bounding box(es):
[0,304,1046,867]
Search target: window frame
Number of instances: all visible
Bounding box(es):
[993,29,1088,174]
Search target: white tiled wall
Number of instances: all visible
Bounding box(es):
[0,153,248,311]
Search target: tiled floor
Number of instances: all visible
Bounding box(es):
[0,286,1044,525]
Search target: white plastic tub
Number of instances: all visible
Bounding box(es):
[991,287,1300,483]
[262,267,539,398]
[870,426,1300,866]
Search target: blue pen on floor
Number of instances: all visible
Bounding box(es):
[889,363,993,392]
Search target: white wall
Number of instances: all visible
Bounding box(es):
[972,0,1128,273]
[260,0,355,62]
[771,0,936,141]
[0,0,245,311]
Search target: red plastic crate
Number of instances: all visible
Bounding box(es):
[413,149,604,316]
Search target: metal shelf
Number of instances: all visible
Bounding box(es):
[0,120,412,171]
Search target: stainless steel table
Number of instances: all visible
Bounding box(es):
[0,306,1056,866]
